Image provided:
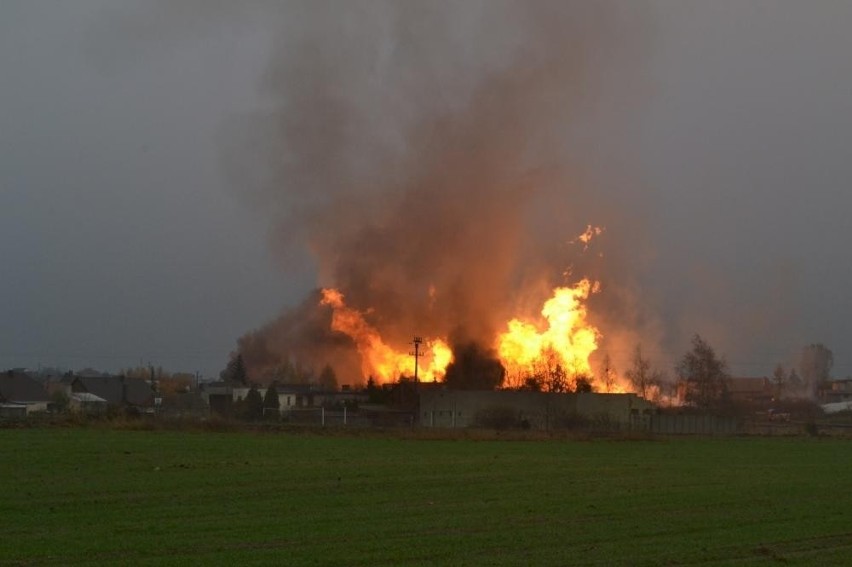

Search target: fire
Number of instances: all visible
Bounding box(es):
[496,278,601,381]
[572,225,605,250]
[320,277,605,390]
[320,289,452,382]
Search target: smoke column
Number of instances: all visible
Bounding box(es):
[225,1,658,383]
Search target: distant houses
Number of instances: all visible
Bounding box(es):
[0,372,51,417]
[5,366,852,433]
[1,370,156,417]
[67,375,155,412]
[201,381,367,419]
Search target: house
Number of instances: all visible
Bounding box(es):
[0,372,51,415]
[201,381,368,418]
[70,375,154,411]
[675,376,774,407]
[200,381,238,417]
[822,379,852,404]
[727,377,774,405]
[69,392,108,415]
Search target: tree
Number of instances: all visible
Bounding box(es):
[243,386,263,421]
[51,390,70,413]
[543,361,569,393]
[574,374,594,393]
[521,376,543,391]
[626,344,658,399]
[365,376,378,400]
[318,364,338,391]
[221,354,248,385]
[443,342,505,390]
[799,343,833,400]
[772,363,787,399]
[676,334,731,411]
[597,352,617,393]
[523,351,581,393]
[263,384,280,418]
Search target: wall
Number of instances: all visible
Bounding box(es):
[418,390,654,430]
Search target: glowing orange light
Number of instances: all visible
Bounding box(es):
[320,289,452,383]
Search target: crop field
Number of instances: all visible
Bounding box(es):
[2,427,852,566]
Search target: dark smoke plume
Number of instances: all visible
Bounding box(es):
[224,1,656,382]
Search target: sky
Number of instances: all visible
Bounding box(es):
[2,1,851,379]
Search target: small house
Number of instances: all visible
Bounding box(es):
[0,372,51,415]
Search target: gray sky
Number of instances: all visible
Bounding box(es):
[2,1,851,378]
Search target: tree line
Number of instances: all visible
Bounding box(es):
[437,335,836,412]
[220,336,835,414]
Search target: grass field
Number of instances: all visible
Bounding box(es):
[2,427,852,565]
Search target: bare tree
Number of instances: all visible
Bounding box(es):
[520,351,569,393]
[547,363,571,393]
[597,352,616,393]
[626,344,656,399]
[676,335,731,411]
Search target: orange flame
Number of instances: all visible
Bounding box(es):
[320,289,452,382]
[572,225,605,250]
[320,277,606,389]
[496,279,601,382]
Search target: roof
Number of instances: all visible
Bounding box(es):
[728,377,771,394]
[268,382,328,394]
[71,392,108,403]
[0,373,51,403]
[823,401,852,414]
[72,376,153,406]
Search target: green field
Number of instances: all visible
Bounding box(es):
[2,427,852,565]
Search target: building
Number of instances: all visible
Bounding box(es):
[201,381,367,418]
[70,375,154,412]
[822,378,852,404]
[727,377,774,405]
[69,392,108,415]
[0,372,51,415]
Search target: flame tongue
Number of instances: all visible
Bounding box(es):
[320,289,452,382]
[496,278,601,381]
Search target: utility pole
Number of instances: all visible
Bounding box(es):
[410,336,423,384]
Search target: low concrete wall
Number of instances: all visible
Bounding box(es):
[418,390,654,430]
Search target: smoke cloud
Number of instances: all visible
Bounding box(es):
[224,1,658,383]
